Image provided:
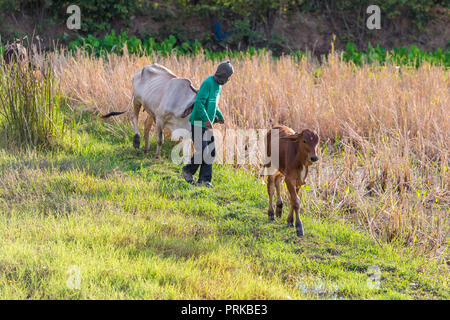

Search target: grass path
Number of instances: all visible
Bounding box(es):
[0,111,448,299]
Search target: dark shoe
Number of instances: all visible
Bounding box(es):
[197,181,213,188]
[182,168,195,184]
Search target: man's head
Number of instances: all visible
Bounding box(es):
[214,61,234,85]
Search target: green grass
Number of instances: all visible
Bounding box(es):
[0,110,448,299]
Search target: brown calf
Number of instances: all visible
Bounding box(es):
[262,125,319,236]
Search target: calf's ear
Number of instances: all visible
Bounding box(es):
[280,133,302,141]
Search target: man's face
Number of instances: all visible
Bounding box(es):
[221,74,232,85]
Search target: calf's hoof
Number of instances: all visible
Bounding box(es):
[268,210,275,221]
[133,134,140,149]
[276,203,283,217]
[296,225,304,237]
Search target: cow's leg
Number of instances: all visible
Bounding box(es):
[275,174,283,218]
[132,100,141,149]
[286,179,304,236]
[143,113,155,153]
[267,175,275,221]
[155,119,164,158]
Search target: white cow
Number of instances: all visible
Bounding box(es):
[102,64,197,157]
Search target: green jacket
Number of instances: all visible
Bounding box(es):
[189,76,224,127]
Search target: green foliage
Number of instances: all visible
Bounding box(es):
[0,0,447,55]
[223,17,264,48]
[68,31,203,58]
[67,32,450,67]
[344,42,450,67]
[47,0,138,32]
[373,0,438,29]
[300,0,443,30]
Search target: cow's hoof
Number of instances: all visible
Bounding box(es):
[287,222,294,228]
[133,134,140,149]
[144,149,150,154]
[296,225,304,237]
[268,210,275,221]
[276,203,283,218]
[155,154,161,159]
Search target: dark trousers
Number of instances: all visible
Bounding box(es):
[183,125,216,183]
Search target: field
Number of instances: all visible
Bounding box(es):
[0,50,448,299]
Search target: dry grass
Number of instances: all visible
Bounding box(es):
[48,49,448,261]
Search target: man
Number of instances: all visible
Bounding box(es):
[182,61,234,188]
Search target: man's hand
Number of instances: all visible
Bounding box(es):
[205,121,213,129]
[216,118,225,124]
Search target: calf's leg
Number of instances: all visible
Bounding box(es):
[286,179,304,237]
[275,174,283,217]
[266,175,275,221]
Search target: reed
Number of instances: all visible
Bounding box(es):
[0,58,65,149]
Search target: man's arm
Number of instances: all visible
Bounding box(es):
[215,109,224,124]
[216,108,224,120]
[192,81,211,124]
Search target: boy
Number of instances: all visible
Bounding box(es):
[182,61,234,187]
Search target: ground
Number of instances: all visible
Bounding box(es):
[0,110,448,299]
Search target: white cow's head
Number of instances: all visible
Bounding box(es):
[163,78,197,135]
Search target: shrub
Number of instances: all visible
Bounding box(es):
[47,0,138,33]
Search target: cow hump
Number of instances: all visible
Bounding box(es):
[142,63,177,80]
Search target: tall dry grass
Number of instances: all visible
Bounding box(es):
[0,58,65,149]
[49,49,448,262]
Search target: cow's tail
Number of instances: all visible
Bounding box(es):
[101,94,134,119]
